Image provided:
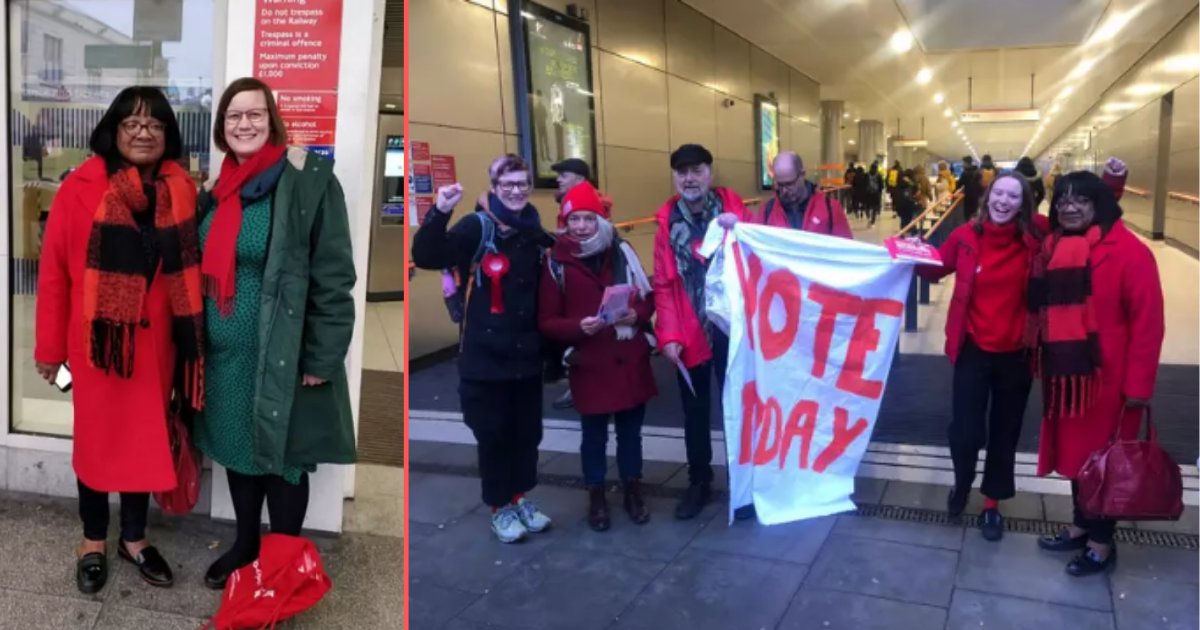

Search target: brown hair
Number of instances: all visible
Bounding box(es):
[973,173,1042,240]
[488,154,532,185]
[213,77,288,153]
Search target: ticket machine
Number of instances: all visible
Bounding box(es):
[367,111,404,300]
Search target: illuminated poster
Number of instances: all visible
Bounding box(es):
[756,95,780,190]
[522,2,597,187]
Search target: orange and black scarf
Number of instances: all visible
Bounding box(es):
[83,160,205,410]
[1025,226,1103,417]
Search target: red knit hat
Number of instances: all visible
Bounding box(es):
[559,181,608,228]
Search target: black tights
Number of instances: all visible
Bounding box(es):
[213,468,310,572]
[78,479,149,543]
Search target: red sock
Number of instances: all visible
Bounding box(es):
[512,493,524,505]
[983,497,999,510]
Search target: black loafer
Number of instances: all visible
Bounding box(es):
[674,483,711,520]
[980,508,1004,541]
[734,504,757,521]
[204,561,230,591]
[1066,548,1117,577]
[1038,529,1089,552]
[76,552,108,594]
[946,487,969,517]
[118,543,174,587]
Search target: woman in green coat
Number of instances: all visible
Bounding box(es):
[194,77,357,589]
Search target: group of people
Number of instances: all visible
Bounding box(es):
[34,80,357,595]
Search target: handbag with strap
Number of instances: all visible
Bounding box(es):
[1076,407,1184,521]
[152,397,202,515]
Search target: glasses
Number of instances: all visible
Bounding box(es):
[496,180,531,192]
[224,109,269,126]
[120,120,166,136]
[775,174,806,188]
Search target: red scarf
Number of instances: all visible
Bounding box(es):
[202,144,287,315]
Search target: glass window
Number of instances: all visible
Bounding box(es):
[7,0,214,436]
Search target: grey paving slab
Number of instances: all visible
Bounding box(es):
[290,532,404,629]
[537,452,616,479]
[612,547,807,630]
[409,517,545,595]
[778,586,948,630]
[0,590,100,629]
[833,514,965,550]
[409,472,486,525]
[881,481,1042,520]
[638,460,685,487]
[409,440,450,465]
[443,618,512,630]
[687,513,835,565]
[945,589,1115,630]
[1116,544,1199,585]
[408,581,481,630]
[92,605,208,630]
[96,527,224,620]
[663,464,729,492]
[456,547,665,630]
[956,532,1113,611]
[1111,574,1200,630]
[852,477,888,506]
[805,534,959,607]
[553,494,721,563]
[0,491,105,601]
[433,443,483,469]
[1135,507,1200,535]
[964,488,1044,520]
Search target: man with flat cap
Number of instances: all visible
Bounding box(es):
[653,143,748,520]
[749,151,853,237]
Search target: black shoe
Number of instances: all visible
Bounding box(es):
[1066,547,1117,577]
[204,548,256,591]
[980,508,1004,541]
[675,483,711,520]
[117,543,174,588]
[76,552,108,594]
[1038,529,1089,552]
[734,504,756,521]
[946,488,968,517]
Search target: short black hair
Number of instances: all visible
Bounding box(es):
[89,86,183,171]
[1049,170,1123,231]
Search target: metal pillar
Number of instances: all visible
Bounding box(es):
[1151,91,1173,240]
[821,100,844,166]
[858,120,884,165]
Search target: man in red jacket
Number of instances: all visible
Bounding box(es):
[750,152,853,238]
[652,144,747,520]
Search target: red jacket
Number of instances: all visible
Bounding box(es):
[35,157,191,492]
[1037,219,1164,478]
[538,239,657,415]
[748,188,853,239]
[652,187,749,368]
[918,214,1050,363]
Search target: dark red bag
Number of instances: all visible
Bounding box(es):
[203,534,332,630]
[152,407,201,515]
[1076,407,1184,521]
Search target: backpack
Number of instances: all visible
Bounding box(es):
[442,212,498,325]
[202,534,331,630]
[762,193,835,235]
[979,168,996,190]
[887,169,898,189]
[867,174,880,195]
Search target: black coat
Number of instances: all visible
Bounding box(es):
[412,202,555,382]
[956,166,983,218]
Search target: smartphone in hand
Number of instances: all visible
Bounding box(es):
[53,363,72,393]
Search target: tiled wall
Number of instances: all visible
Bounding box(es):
[408,0,823,358]
[1094,101,1160,234]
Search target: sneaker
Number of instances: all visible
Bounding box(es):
[491,506,528,543]
[552,389,574,410]
[980,508,1004,541]
[674,483,711,520]
[516,498,552,533]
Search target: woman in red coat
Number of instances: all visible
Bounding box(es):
[917,174,1048,542]
[35,88,205,594]
[1032,168,1164,576]
[539,182,657,531]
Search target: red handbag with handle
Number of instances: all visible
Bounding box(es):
[152,405,201,515]
[1076,407,1184,521]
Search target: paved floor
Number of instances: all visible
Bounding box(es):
[409,446,1199,630]
[0,473,404,628]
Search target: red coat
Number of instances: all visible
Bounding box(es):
[35,158,190,492]
[652,187,749,368]
[919,215,1050,363]
[1037,219,1164,478]
[538,239,657,415]
[747,188,853,239]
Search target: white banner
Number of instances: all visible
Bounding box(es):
[702,223,916,526]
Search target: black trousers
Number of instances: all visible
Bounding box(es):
[678,329,729,486]
[460,376,544,507]
[949,338,1032,500]
[78,479,148,543]
[1071,481,1116,545]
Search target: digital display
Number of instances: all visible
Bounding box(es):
[384,135,404,178]
[756,95,780,190]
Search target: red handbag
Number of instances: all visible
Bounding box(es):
[1076,407,1184,521]
[152,406,202,515]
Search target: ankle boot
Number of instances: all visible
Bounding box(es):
[623,480,650,525]
[587,485,610,532]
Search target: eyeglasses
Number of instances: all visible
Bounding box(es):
[224,109,269,126]
[120,120,166,136]
[775,174,806,188]
[496,180,531,192]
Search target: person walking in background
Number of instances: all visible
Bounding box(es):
[194,78,357,588]
[937,159,957,200]
[918,173,1047,542]
[912,164,935,212]
[653,143,747,520]
[1044,162,1062,197]
[978,154,998,191]
[956,156,984,220]
[867,161,885,226]
[411,154,556,543]
[35,86,205,594]
[538,181,656,531]
[1015,156,1047,208]
[1034,160,1163,577]
[893,168,920,230]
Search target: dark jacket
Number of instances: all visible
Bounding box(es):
[1015,161,1046,207]
[197,147,358,475]
[411,194,555,381]
[537,238,656,415]
[956,165,983,218]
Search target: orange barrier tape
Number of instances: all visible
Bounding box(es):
[1169,191,1200,204]
[1125,185,1150,198]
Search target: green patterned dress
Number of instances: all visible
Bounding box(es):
[195,194,310,484]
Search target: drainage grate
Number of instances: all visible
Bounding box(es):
[410,461,1200,550]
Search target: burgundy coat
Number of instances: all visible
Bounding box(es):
[1036,219,1164,478]
[538,239,657,416]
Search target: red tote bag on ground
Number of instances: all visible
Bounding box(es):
[203,534,332,630]
[1076,407,1185,521]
